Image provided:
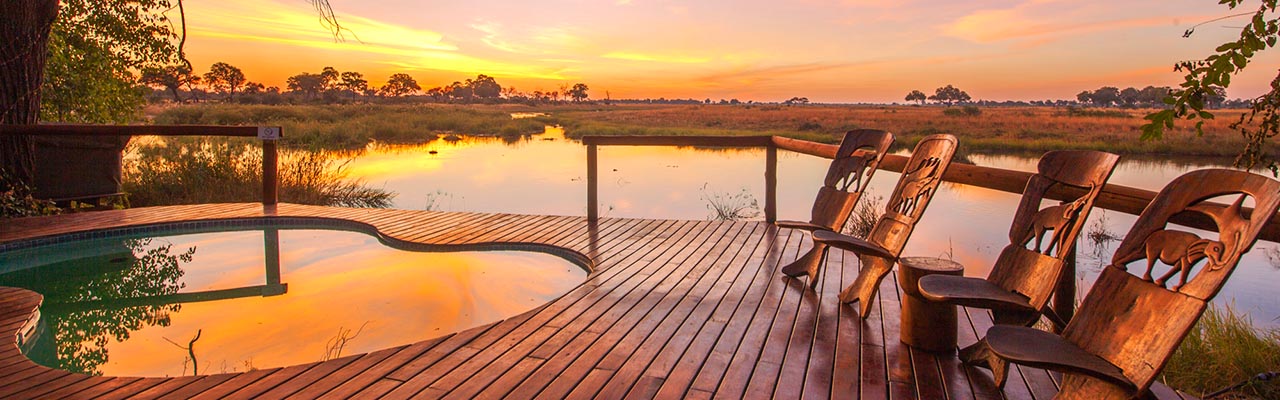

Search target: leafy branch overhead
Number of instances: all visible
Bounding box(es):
[1143,0,1279,170]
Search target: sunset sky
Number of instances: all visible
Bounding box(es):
[181,0,1280,103]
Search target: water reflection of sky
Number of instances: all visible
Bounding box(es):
[8,229,584,377]
[343,129,1279,328]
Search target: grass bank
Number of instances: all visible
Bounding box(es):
[152,104,552,150]
[545,104,1249,157]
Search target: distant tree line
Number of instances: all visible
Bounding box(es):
[138,62,593,106]
[895,84,1249,109]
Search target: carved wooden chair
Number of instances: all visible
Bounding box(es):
[963,169,1280,399]
[916,150,1118,333]
[777,129,895,288]
[806,134,958,317]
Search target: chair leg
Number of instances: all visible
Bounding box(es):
[960,339,1010,389]
[838,255,894,318]
[781,243,827,289]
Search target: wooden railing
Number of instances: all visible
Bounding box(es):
[585,134,1280,241]
[583,134,1280,322]
[0,124,284,205]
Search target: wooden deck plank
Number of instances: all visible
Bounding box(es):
[831,250,862,400]
[882,270,919,400]
[510,220,733,399]
[801,245,845,400]
[713,229,804,398]
[274,346,403,399]
[396,219,654,399]
[648,224,779,399]
[308,336,451,399]
[114,376,207,400]
[611,224,772,398]
[583,222,759,398]
[392,219,695,398]
[0,205,1173,400]
[742,236,812,400]
[859,254,890,399]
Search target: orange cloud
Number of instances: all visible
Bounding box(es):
[943,3,1178,45]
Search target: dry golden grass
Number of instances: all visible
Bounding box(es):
[547,104,1250,157]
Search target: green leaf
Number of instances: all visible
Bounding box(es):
[1195,120,1206,135]
[1216,42,1239,51]
[1198,111,1215,120]
[1140,123,1163,140]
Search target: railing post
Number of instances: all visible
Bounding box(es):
[587,143,598,222]
[262,139,278,205]
[765,143,777,223]
[258,126,281,205]
[1055,244,1077,329]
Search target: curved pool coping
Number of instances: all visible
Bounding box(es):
[0,216,595,274]
[0,206,599,391]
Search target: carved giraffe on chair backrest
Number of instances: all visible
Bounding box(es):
[888,157,943,217]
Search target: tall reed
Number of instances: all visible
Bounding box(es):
[124,139,394,207]
[1164,304,1280,399]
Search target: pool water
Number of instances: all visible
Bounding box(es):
[0,228,587,377]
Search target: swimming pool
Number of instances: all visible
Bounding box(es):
[0,221,588,378]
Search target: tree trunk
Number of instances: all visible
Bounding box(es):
[0,0,60,185]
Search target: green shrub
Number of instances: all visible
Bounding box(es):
[943,106,982,117]
[1,169,59,218]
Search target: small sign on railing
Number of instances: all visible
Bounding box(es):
[257,126,281,140]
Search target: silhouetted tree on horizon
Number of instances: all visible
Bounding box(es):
[203,62,246,101]
[569,83,590,102]
[905,90,927,105]
[928,85,971,106]
[381,73,421,97]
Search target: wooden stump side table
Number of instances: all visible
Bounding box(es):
[897,256,964,352]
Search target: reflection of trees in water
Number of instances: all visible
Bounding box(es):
[0,238,192,375]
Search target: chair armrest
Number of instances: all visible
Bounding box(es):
[812,229,895,259]
[984,326,1136,390]
[775,220,828,231]
[917,275,1035,312]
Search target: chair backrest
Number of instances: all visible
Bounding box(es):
[864,134,958,255]
[843,134,957,314]
[987,151,1118,312]
[808,129,895,230]
[1057,169,1280,397]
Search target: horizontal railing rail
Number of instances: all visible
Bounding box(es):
[1,124,283,205]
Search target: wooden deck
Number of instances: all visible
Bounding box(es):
[0,204,1196,399]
